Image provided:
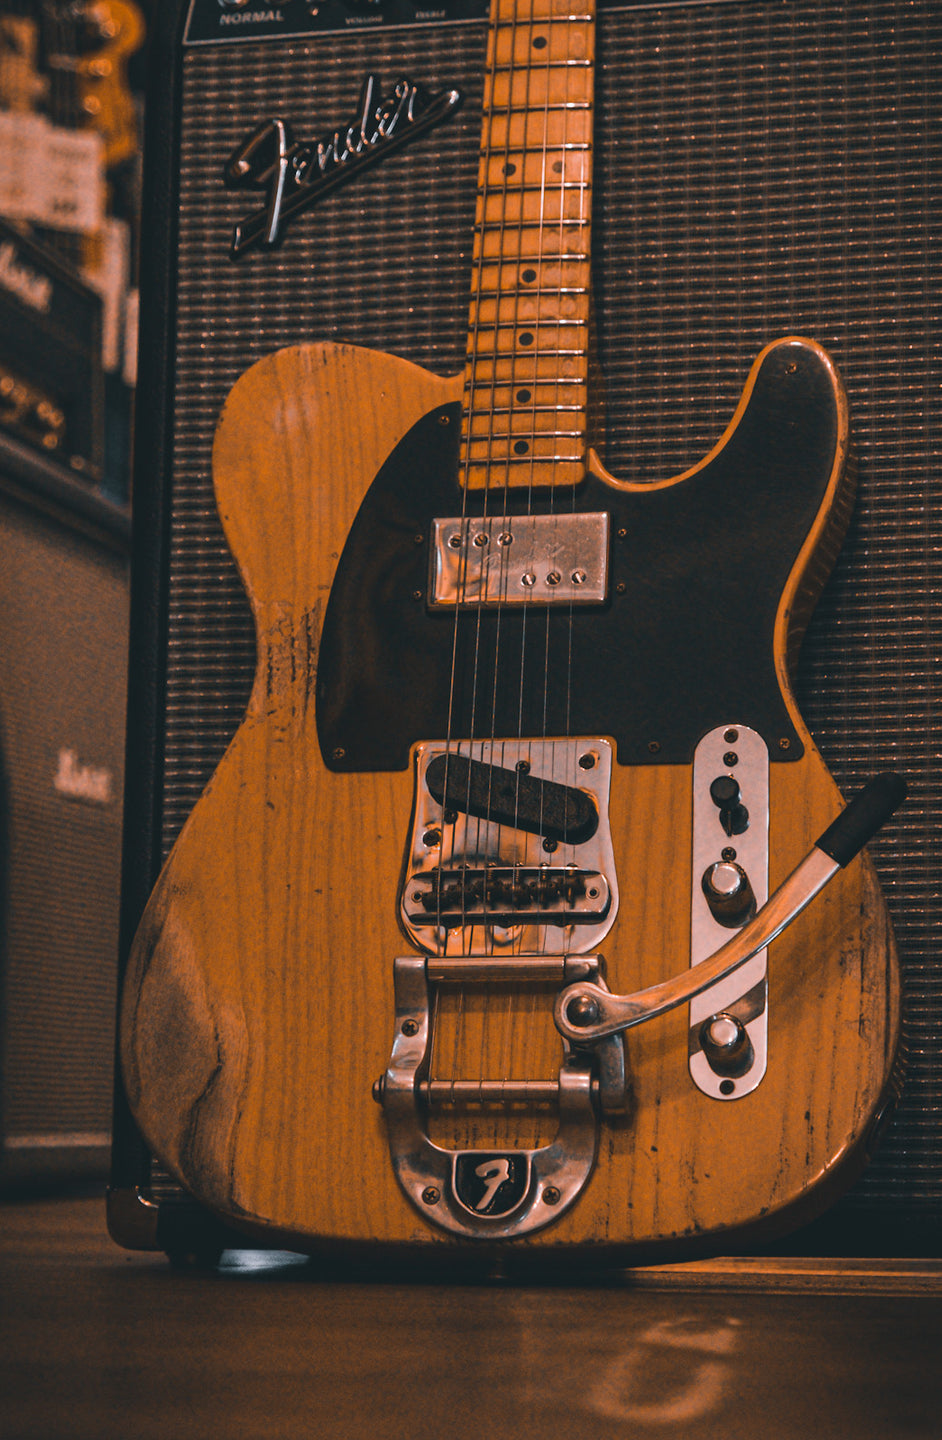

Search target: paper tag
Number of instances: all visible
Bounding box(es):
[0,112,104,234]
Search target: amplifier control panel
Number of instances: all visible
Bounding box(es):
[185,0,491,44]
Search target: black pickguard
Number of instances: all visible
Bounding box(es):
[316,342,840,770]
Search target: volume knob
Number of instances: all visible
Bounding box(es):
[701,861,756,927]
[699,1011,754,1077]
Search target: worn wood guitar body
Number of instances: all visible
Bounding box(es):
[120,0,900,1259]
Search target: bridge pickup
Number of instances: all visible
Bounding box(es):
[425,752,599,844]
[404,867,611,925]
[430,512,609,607]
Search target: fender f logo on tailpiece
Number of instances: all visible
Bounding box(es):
[225,73,462,257]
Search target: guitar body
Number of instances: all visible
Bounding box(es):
[120,335,900,1258]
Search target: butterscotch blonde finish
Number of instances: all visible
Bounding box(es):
[121,339,899,1256]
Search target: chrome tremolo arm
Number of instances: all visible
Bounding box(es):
[555,773,906,1046]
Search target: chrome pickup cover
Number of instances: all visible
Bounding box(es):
[430,512,610,607]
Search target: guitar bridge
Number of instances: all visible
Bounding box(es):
[401,737,618,956]
[376,954,626,1238]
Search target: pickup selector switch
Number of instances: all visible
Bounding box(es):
[709,775,750,836]
[701,860,756,927]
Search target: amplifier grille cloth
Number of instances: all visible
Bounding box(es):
[163,0,941,1215]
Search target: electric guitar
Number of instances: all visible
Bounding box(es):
[120,0,904,1257]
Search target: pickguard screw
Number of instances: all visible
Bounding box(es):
[422,1186,441,1205]
[412,590,423,602]
[401,1018,419,1037]
[615,581,627,594]
[617,527,627,540]
[779,737,791,751]
[414,534,424,546]
[648,740,661,754]
[333,747,346,761]
[543,1186,561,1206]
[439,413,451,425]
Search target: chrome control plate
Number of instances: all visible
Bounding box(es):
[429,512,609,607]
[401,737,617,957]
[689,724,769,1099]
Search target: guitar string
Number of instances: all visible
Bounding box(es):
[433,3,503,1091]
[478,0,523,1106]
[439,0,508,1102]
[516,0,558,1124]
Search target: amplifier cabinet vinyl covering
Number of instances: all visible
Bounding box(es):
[111,0,940,1261]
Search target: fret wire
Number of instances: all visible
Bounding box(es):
[483,143,591,154]
[465,453,586,466]
[472,286,589,297]
[465,429,587,440]
[465,347,589,359]
[483,101,592,114]
[466,321,590,334]
[461,405,586,415]
[490,14,595,27]
[491,60,593,72]
[462,378,587,391]
[477,181,591,195]
[474,253,590,264]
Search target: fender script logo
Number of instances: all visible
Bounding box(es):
[225,73,462,258]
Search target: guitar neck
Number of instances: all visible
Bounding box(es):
[462,0,595,491]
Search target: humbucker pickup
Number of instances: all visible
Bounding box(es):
[430,512,609,607]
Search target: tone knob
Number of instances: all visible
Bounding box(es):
[701,861,756,926]
[709,775,749,835]
[699,1012,754,1077]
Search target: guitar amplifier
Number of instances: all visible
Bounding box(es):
[112,0,941,1258]
[0,445,129,1190]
